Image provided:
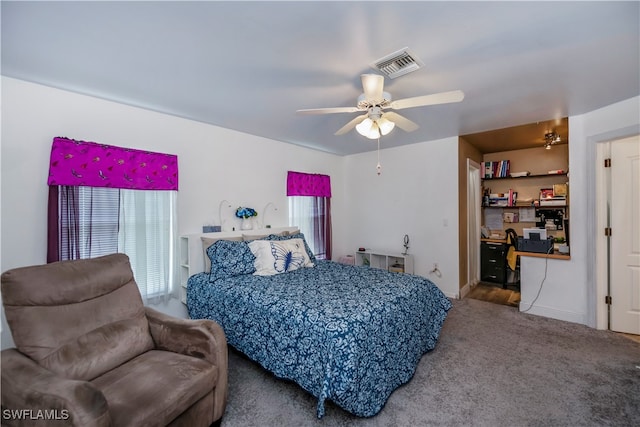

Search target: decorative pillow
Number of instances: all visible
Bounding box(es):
[207,240,256,283]
[202,236,243,273]
[263,232,316,262]
[248,238,314,276]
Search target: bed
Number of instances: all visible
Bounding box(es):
[186,231,451,418]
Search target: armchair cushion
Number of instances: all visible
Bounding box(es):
[1,254,154,381]
[91,350,217,427]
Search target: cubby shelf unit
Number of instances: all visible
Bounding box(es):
[354,250,414,274]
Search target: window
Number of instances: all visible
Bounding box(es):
[286,171,332,260]
[55,186,178,302]
[288,196,331,259]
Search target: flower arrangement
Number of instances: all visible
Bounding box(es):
[235,207,258,219]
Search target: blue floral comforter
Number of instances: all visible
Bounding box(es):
[187,260,452,418]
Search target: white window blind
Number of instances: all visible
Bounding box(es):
[59,187,120,260]
[118,189,178,302]
[78,187,120,257]
[288,196,314,241]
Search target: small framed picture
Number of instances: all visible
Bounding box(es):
[553,184,568,197]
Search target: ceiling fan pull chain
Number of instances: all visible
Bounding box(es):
[376,137,382,175]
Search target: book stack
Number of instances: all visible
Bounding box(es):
[487,189,517,207]
[488,194,509,207]
[483,160,510,178]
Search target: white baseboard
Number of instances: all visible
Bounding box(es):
[446,292,461,300]
[519,301,587,325]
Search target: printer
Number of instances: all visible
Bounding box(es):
[517,228,554,254]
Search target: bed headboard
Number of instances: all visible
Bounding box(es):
[181,227,300,276]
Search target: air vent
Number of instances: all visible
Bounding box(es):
[371,47,424,79]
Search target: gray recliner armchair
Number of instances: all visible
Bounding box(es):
[1,253,227,427]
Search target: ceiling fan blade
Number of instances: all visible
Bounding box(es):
[335,114,368,135]
[382,112,419,133]
[361,74,384,103]
[297,106,361,115]
[388,90,465,110]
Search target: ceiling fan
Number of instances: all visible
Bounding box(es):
[296,74,464,139]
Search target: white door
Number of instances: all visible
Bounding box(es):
[610,135,640,334]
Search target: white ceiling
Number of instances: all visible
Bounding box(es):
[2,1,638,156]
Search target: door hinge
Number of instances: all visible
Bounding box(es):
[605,295,612,305]
[605,227,612,236]
[604,158,611,167]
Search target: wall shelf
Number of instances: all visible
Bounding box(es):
[483,205,567,209]
[482,172,568,181]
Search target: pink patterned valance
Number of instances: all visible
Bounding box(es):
[286,171,331,197]
[47,137,178,190]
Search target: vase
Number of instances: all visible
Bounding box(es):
[241,218,253,230]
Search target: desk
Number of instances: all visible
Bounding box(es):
[515,250,570,260]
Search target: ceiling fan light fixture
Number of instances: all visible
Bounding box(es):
[356,118,381,139]
[366,123,381,139]
[356,117,373,135]
[377,117,395,135]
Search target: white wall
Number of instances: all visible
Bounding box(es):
[0,77,344,348]
[343,137,461,298]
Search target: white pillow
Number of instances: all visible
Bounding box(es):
[248,238,314,276]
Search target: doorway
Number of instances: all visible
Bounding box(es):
[466,159,481,290]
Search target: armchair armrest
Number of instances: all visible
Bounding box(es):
[144,307,228,421]
[144,307,227,365]
[1,349,110,427]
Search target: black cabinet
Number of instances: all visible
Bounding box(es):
[481,241,507,287]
